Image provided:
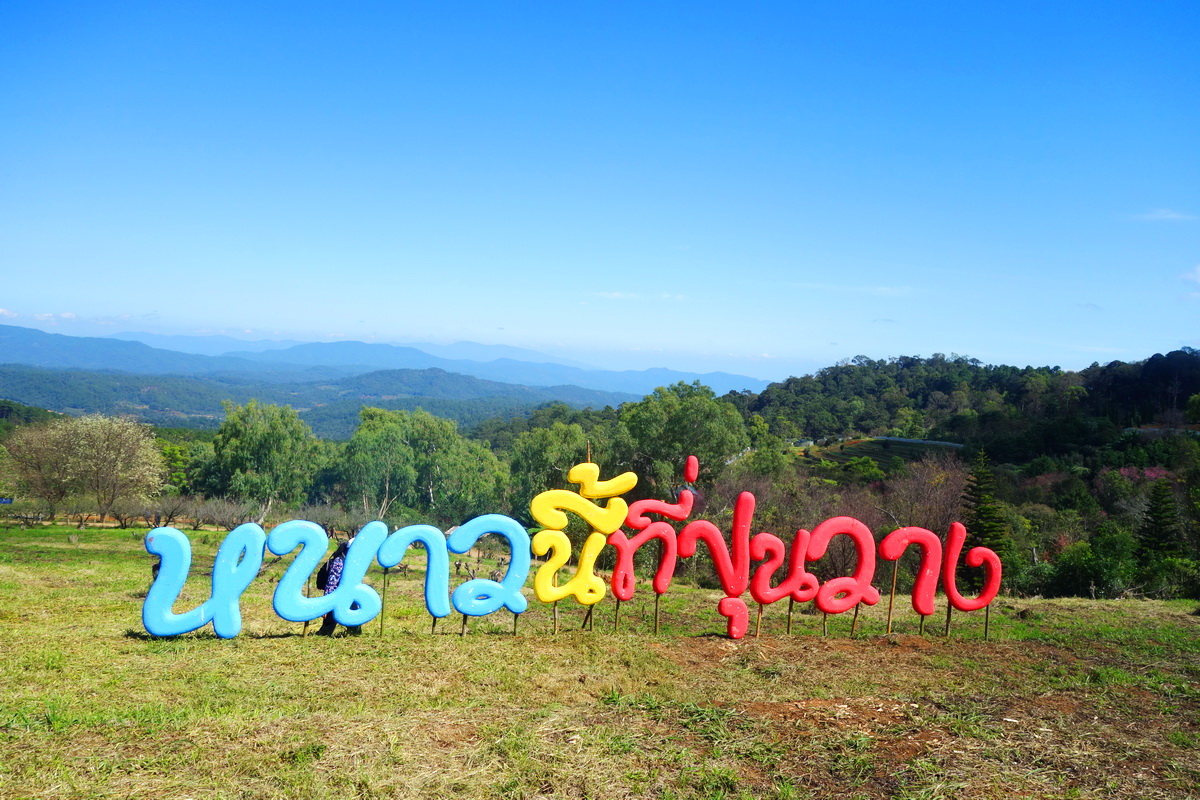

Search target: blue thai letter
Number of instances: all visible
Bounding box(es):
[378,524,452,618]
[447,514,530,616]
[268,520,387,626]
[143,524,265,639]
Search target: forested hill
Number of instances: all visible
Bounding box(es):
[3,343,1198,455]
[0,364,637,437]
[0,399,58,438]
[725,349,1200,461]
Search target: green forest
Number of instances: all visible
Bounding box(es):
[3,349,1199,601]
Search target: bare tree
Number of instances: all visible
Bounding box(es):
[878,452,968,532]
[142,492,190,528]
[109,498,142,529]
[0,444,18,500]
[199,497,258,532]
[7,415,167,526]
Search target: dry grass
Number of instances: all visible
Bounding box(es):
[1,525,1198,799]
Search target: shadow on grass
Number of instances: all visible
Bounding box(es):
[123,628,314,641]
[124,628,218,641]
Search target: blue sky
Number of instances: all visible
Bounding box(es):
[1,2,1197,381]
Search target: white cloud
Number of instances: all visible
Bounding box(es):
[59,312,77,320]
[33,313,55,321]
[1135,208,1196,221]
[0,308,17,318]
[595,291,639,300]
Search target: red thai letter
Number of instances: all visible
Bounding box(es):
[749,528,819,605]
[678,491,755,637]
[878,526,942,617]
[942,522,1001,612]
[608,484,695,600]
[806,516,881,614]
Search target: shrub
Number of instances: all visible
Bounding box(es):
[1009,558,1054,597]
[1139,557,1200,600]
[1046,526,1139,599]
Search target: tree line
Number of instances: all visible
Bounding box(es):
[2,349,1198,600]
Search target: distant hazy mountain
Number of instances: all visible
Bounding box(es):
[390,340,594,368]
[227,341,771,395]
[0,324,354,382]
[111,330,591,368]
[3,323,770,396]
[107,331,304,356]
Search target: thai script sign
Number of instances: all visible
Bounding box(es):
[142,457,1001,639]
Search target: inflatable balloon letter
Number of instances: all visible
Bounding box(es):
[749,527,819,606]
[447,514,531,616]
[678,491,756,638]
[268,520,387,626]
[143,523,265,639]
[878,526,942,617]
[941,522,1002,612]
[531,462,636,605]
[807,516,881,615]
[377,523,452,619]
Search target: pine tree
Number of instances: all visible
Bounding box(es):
[1138,478,1182,558]
[962,450,1011,563]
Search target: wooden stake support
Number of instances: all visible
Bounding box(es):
[379,566,389,638]
[302,573,312,637]
[460,613,468,637]
[755,603,763,637]
[851,603,860,638]
[614,598,621,631]
[984,604,990,641]
[886,561,898,635]
[822,612,828,637]
[654,593,661,635]
[944,603,953,637]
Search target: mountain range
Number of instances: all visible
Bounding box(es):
[2,325,768,395]
[0,324,771,436]
[106,330,593,366]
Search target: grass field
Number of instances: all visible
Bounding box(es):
[1,525,1198,799]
